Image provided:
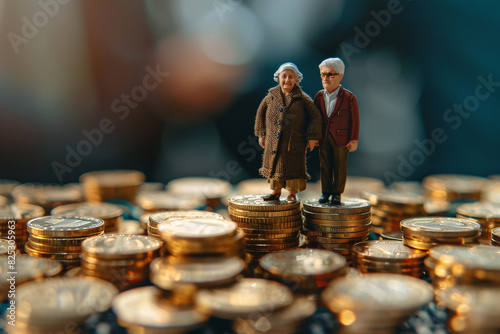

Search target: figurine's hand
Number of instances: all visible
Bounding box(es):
[258,136,265,148]
[307,140,319,151]
[346,140,358,152]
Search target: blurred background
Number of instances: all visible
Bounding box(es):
[0,0,499,185]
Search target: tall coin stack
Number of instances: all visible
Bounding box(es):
[456,202,500,243]
[228,195,301,261]
[401,217,481,251]
[51,202,123,232]
[423,174,487,202]
[425,245,500,289]
[301,198,371,264]
[492,227,500,246]
[0,204,44,251]
[26,216,105,270]
[361,190,425,234]
[80,169,145,204]
[81,234,162,290]
[352,240,427,278]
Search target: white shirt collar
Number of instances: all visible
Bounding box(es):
[324,85,341,99]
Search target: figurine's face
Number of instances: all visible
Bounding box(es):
[279,69,297,94]
[320,65,343,93]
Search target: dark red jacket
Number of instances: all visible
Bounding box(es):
[314,86,359,146]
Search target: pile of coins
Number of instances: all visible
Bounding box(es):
[116,219,144,235]
[492,227,500,246]
[112,286,209,333]
[321,274,434,333]
[0,203,45,250]
[166,177,232,210]
[456,202,500,243]
[436,286,500,333]
[81,234,162,290]
[6,277,117,334]
[401,217,481,251]
[362,190,425,234]
[352,240,427,277]
[423,174,487,202]
[260,248,346,294]
[52,202,123,232]
[425,245,500,289]
[12,184,82,212]
[26,216,105,269]
[80,169,145,203]
[301,198,371,263]
[137,191,204,215]
[228,195,301,261]
[148,210,224,239]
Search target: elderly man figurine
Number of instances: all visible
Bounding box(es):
[314,57,360,205]
[255,62,322,203]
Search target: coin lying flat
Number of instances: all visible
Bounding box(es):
[158,218,237,240]
[27,216,105,238]
[228,194,299,212]
[166,177,232,200]
[401,217,481,238]
[195,278,293,319]
[113,286,208,330]
[51,202,123,220]
[14,277,118,329]
[302,198,371,214]
[137,191,204,212]
[149,210,224,228]
[82,234,162,260]
[353,240,427,262]
[0,203,45,220]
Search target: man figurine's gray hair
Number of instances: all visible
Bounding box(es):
[319,57,345,74]
[274,62,303,83]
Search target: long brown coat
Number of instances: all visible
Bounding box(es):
[255,85,322,181]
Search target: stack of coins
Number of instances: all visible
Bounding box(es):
[321,274,434,333]
[260,248,347,294]
[195,278,294,320]
[150,256,245,306]
[301,198,371,263]
[423,174,488,202]
[79,169,145,204]
[0,203,45,250]
[425,245,500,289]
[401,217,481,251]
[228,195,301,261]
[234,296,316,334]
[81,234,162,290]
[12,184,83,212]
[361,190,425,234]
[137,191,204,215]
[492,227,500,246]
[352,240,427,277]
[116,219,145,235]
[7,277,117,334]
[380,231,403,241]
[158,218,244,257]
[456,202,500,243]
[148,210,224,239]
[51,202,123,232]
[112,286,209,333]
[26,216,105,270]
[166,177,232,210]
[0,179,19,198]
[436,286,500,333]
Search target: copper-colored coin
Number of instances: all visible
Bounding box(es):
[304,217,372,226]
[149,210,224,228]
[241,226,301,235]
[52,202,123,219]
[82,234,162,260]
[245,236,298,244]
[24,244,81,260]
[302,210,371,221]
[353,240,427,263]
[27,240,82,253]
[302,198,371,214]
[401,217,481,238]
[0,203,45,221]
[229,213,302,224]
[27,216,105,238]
[245,240,299,251]
[236,220,302,230]
[305,235,368,244]
[228,194,300,212]
[301,228,370,239]
[303,221,371,233]
[228,207,300,218]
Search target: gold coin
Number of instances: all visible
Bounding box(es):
[24,244,81,260]
[52,201,123,219]
[228,207,300,218]
[302,198,371,214]
[113,286,208,330]
[166,177,232,199]
[246,236,298,244]
[456,202,500,220]
[28,234,100,246]
[402,231,481,244]
[166,229,244,251]
[0,203,45,221]
[352,240,426,263]
[0,255,62,285]
[195,278,293,318]
[12,184,83,211]
[301,228,370,239]
[149,210,224,228]
[244,232,299,239]
[305,235,368,244]
[403,237,479,251]
[302,210,370,221]
[82,234,162,260]
[27,216,105,238]
[137,191,204,211]
[228,194,300,212]
[80,169,145,187]
[235,220,302,230]
[229,213,302,224]
[304,217,372,227]
[245,240,299,251]
[158,218,237,241]
[401,217,481,238]
[27,240,82,253]
[240,226,301,235]
[304,244,352,254]
[380,231,403,241]
[117,220,144,235]
[303,221,371,233]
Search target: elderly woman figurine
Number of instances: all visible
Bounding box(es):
[255,62,322,202]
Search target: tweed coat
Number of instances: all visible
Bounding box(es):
[255,85,322,181]
[314,86,359,146]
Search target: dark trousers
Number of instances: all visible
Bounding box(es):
[320,133,348,195]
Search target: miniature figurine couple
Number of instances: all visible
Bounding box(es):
[255,58,359,205]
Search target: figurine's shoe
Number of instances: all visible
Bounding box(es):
[262,193,281,201]
[286,194,297,203]
[331,194,341,205]
[318,194,331,204]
